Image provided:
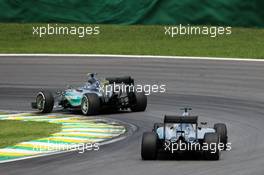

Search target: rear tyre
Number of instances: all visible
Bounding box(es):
[81,93,101,115]
[36,90,54,113]
[129,91,147,112]
[214,123,228,150]
[141,132,158,160]
[203,133,220,160]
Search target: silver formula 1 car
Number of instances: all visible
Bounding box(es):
[141,108,228,160]
[31,73,147,115]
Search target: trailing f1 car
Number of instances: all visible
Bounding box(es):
[141,108,228,160]
[31,73,147,115]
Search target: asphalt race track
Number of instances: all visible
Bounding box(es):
[0,56,264,175]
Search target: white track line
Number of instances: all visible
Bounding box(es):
[0,54,263,62]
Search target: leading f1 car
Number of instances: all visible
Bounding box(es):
[31,73,147,115]
[141,108,228,160]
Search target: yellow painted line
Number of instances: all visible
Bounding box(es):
[61,129,124,133]
[52,133,113,138]
[0,149,43,156]
[15,143,52,150]
[16,142,61,148]
[16,142,79,151]
[0,152,34,157]
[44,136,104,142]
[41,137,90,143]
[62,124,124,128]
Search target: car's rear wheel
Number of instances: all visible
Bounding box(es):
[81,93,100,115]
[36,90,54,113]
[129,91,147,112]
[214,123,228,150]
[203,133,220,160]
[141,132,158,160]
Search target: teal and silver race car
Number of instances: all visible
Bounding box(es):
[141,108,228,160]
[31,73,147,115]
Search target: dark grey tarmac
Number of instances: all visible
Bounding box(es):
[0,56,264,175]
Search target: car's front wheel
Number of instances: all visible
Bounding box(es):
[81,93,101,115]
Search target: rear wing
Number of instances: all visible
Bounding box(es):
[164,115,198,124]
[163,115,198,140]
[106,76,134,85]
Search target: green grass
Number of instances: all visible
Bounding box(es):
[0,23,263,58]
[0,120,61,148]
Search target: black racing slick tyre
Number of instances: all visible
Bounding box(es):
[81,93,101,115]
[141,132,158,160]
[214,123,228,150]
[130,91,147,112]
[203,133,220,160]
[35,90,54,113]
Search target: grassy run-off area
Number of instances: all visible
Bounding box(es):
[0,120,61,148]
[0,23,263,58]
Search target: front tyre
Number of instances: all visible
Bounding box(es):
[141,132,158,160]
[36,90,54,113]
[81,93,101,115]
